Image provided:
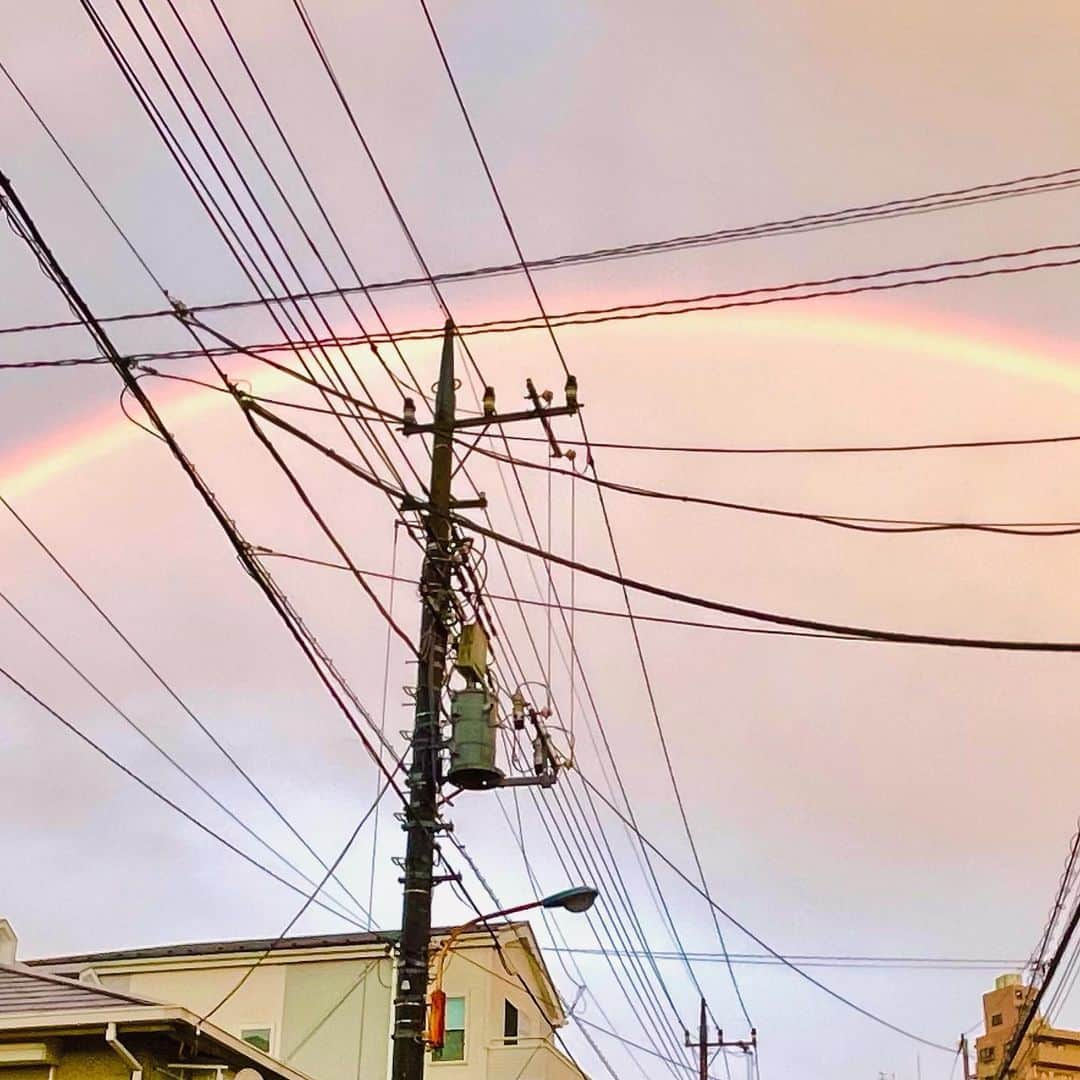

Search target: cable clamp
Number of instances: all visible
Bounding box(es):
[164,290,192,321]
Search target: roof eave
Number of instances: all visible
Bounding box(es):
[0,1007,317,1080]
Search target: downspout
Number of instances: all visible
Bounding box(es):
[105,1022,143,1080]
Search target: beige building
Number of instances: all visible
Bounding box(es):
[975,974,1080,1079]
[0,956,312,1080]
[17,922,581,1080]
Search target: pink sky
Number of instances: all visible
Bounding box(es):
[3,4,1080,1078]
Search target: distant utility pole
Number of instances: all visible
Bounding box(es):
[391,321,579,1080]
[685,997,756,1080]
[959,1034,972,1080]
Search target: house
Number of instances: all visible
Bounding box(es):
[19,921,582,1080]
[0,955,315,1080]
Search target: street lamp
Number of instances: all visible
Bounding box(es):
[426,887,599,1049]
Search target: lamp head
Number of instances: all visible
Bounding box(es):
[541,886,598,914]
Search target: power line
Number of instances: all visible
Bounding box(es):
[417,0,752,1034]
[69,0,439,754]
[0,168,405,801]
[0,660,367,927]
[157,16,609,1071]
[994,874,1080,1077]
[550,947,1022,970]
[3,162,1079,339]
[0,584,368,926]
[449,511,1080,652]
[16,238,1080,373]
[6,38,630,1075]
[0,490,375,926]
[483,430,1080,456]
[575,1017,731,1080]
[200,768,399,1022]
[576,770,954,1054]
[78,0,422,510]
[0,58,166,293]
[471,444,1080,536]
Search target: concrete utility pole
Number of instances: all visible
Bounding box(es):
[696,998,710,1080]
[391,323,580,1080]
[959,1034,972,1080]
[685,997,756,1080]
[391,322,458,1080]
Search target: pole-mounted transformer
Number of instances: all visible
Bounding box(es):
[447,687,504,790]
[446,622,503,790]
[447,621,561,791]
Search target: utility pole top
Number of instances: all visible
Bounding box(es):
[685,998,756,1080]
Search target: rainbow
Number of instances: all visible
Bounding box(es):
[0,360,295,503]
[2,306,1079,505]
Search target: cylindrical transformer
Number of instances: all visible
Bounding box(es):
[447,688,504,791]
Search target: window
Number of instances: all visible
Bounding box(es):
[432,997,465,1063]
[979,1047,996,1063]
[504,1000,519,1046]
[240,1028,272,1054]
[991,1013,1003,1027]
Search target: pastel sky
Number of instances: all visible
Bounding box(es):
[4,3,1080,1078]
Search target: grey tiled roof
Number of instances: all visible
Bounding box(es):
[29,930,394,967]
[28,922,529,968]
[0,964,148,1015]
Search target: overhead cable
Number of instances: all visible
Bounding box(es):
[0,662,368,928]
[474,444,1080,535]
[0,584,369,926]
[3,162,1079,339]
[16,237,1080,372]
[449,511,1080,652]
[0,491,375,925]
[486,431,1080,456]
[0,169,405,800]
[577,771,954,1053]
[200,769,398,1022]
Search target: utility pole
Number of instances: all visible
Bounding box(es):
[391,323,580,1080]
[391,321,458,1080]
[695,997,709,1080]
[685,997,756,1080]
[959,1034,972,1080]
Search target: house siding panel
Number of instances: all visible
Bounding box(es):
[280,960,390,1080]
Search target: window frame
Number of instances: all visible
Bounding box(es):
[238,1025,275,1056]
[503,999,520,1046]
[430,995,467,1066]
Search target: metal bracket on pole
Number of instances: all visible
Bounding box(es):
[498,773,557,789]
[400,494,488,513]
[524,378,564,458]
[400,404,578,437]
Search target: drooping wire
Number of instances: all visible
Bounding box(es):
[368,524,402,928]
[472,442,1080,536]
[450,511,1080,652]
[200,760,403,1022]
[0,584,368,926]
[578,769,955,1054]
[483,431,1080,457]
[0,661,367,928]
[3,154,1080,339]
[0,486,373,925]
